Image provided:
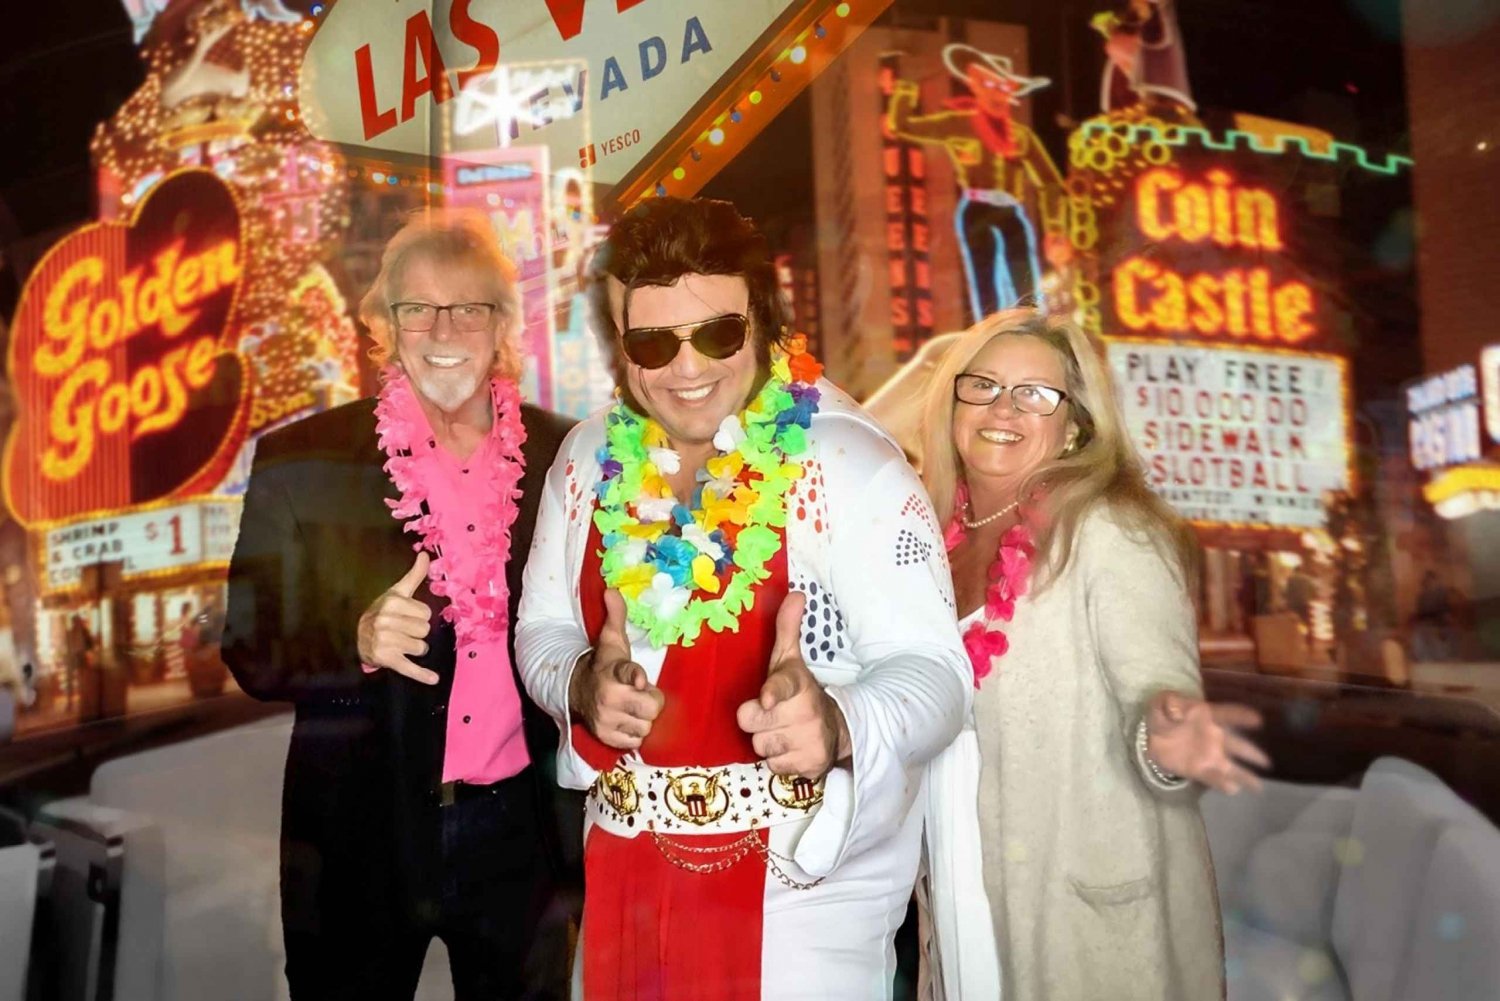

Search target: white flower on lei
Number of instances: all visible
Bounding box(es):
[703,474,739,498]
[679,523,725,563]
[639,572,692,622]
[648,447,681,475]
[614,536,650,566]
[634,496,678,523]
[712,415,747,453]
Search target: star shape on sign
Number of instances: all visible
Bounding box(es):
[451,64,584,144]
[451,69,532,143]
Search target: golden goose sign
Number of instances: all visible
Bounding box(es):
[3,170,251,526]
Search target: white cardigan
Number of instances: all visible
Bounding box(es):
[924,506,1222,1000]
[515,385,975,998]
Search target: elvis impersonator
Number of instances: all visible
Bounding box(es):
[516,197,971,999]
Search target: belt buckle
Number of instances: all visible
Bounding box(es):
[440,780,458,807]
[597,766,640,816]
[664,769,731,826]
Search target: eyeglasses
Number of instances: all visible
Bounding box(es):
[390,301,498,333]
[954,374,1068,415]
[621,313,750,370]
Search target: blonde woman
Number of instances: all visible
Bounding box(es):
[918,309,1267,1000]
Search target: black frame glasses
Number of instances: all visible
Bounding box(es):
[620,313,750,370]
[954,374,1069,416]
[390,301,498,333]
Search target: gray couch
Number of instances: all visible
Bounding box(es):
[34,714,452,1001]
[0,840,41,1001]
[1202,756,1500,1001]
[29,725,1500,999]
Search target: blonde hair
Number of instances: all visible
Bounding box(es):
[357,209,524,381]
[919,308,1199,590]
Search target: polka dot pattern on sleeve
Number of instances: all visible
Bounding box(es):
[894,528,934,567]
[900,492,939,536]
[565,460,582,524]
[794,577,847,665]
[792,460,827,535]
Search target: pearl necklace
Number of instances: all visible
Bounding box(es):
[962,498,1020,530]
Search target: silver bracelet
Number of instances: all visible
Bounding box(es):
[1136,718,1188,788]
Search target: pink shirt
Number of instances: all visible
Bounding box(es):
[429,426,531,784]
[365,403,532,785]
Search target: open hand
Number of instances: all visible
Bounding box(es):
[1146,691,1270,795]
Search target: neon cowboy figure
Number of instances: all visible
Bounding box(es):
[887,45,1062,321]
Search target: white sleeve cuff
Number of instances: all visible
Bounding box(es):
[548,641,602,791]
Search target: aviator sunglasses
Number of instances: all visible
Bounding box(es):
[621,313,750,370]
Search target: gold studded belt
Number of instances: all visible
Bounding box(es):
[587,758,825,838]
[587,759,829,889]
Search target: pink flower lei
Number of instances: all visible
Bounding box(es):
[373,366,527,646]
[945,484,1035,689]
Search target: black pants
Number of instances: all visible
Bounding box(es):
[283,772,565,1001]
[957,193,1041,323]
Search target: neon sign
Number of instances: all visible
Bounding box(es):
[3,170,251,527]
[1113,259,1315,343]
[42,498,243,593]
[878,55,934,357]
[352,7,715,140]
[1482,344,1500,446]
[1135,168,1280,251]
[1407,364,1482,472]
[120,0,299,44]
[1110,342,1350,528]
[1111,167,1317,344]
[350,0,500,140]
[1078,120,1414,178]
[304,0,889,207]
[441,149,556,406]
[452,63,590,145]
[37,242,241,479]
[885,45,1068,322]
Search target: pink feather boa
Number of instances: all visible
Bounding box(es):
[373,367,527,646]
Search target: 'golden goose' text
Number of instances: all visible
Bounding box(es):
[35,239,240,480]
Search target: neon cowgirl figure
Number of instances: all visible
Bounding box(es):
[887,45,1062,321]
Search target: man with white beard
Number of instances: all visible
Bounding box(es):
[223,213,577,1000]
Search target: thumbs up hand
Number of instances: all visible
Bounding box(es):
[568,589,666,750]
[357,551,439,685]
[736,592,851,780]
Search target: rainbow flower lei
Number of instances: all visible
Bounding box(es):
[594,336,823,648]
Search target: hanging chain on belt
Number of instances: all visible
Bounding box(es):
[648,828,826,891]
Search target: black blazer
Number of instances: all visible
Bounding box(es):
[221,396,579,923]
